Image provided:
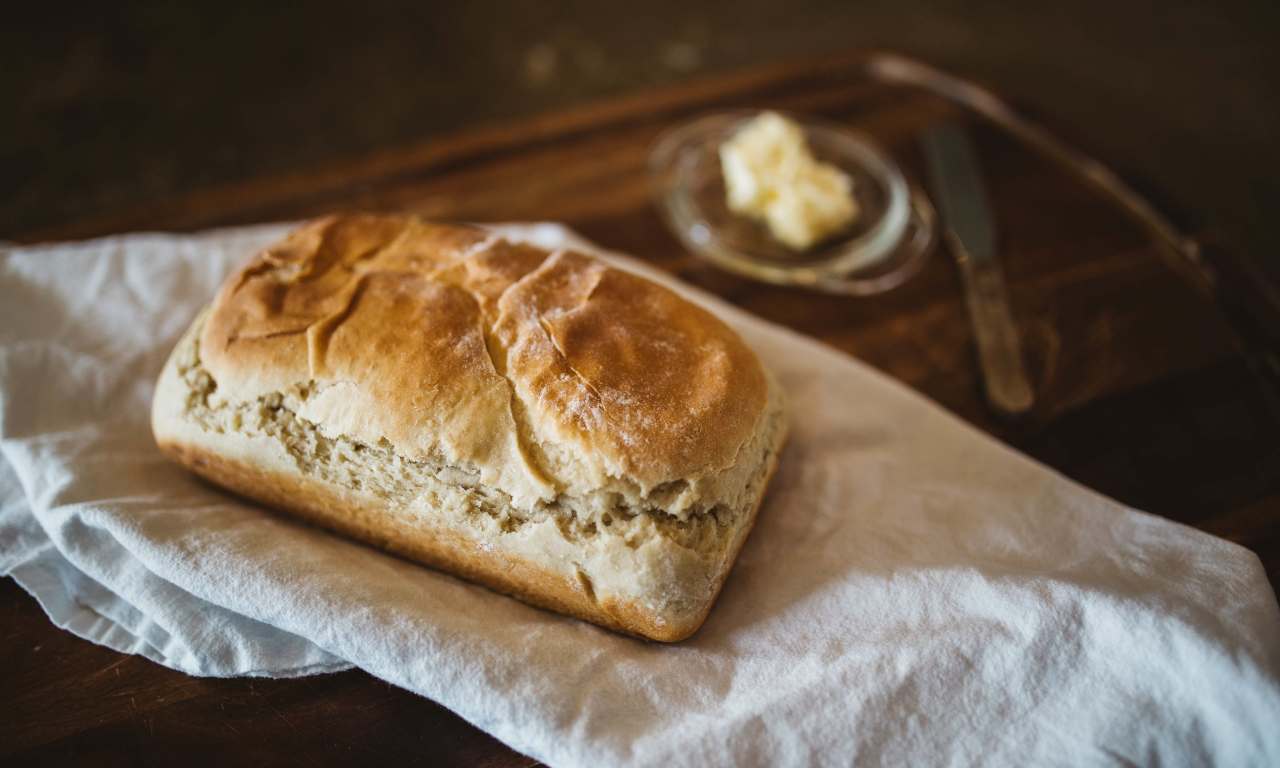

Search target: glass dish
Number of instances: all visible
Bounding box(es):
[649,111,936,295]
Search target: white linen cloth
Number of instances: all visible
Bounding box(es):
[1,223,1277,767]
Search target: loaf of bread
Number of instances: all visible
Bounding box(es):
[152,214,787,641]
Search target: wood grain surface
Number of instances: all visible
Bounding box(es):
[4,52,1279,766]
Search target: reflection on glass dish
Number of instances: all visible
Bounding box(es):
[649,112,936,295]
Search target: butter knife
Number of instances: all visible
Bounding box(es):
[923,122,1034,415]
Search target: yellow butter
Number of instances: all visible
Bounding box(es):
[719,112,858,250]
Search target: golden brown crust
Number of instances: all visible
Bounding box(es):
[197,213,768,501]
[493,250,769,488]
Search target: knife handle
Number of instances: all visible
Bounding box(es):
[948,231,1035,415]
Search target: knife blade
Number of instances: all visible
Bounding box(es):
[923,121,1034,416]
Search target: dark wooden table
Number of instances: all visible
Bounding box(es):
[5,52,1279,766]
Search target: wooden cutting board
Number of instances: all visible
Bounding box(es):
[5,51,1278,766]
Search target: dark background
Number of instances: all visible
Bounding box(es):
[4,0,1279,282]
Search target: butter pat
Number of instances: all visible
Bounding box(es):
[719,112,858,250]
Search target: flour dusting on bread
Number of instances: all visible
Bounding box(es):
[153,214,787,641]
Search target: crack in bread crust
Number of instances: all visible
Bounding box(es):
[179,320,747,556]
[200,216,770,508]
[471,282,559,493]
